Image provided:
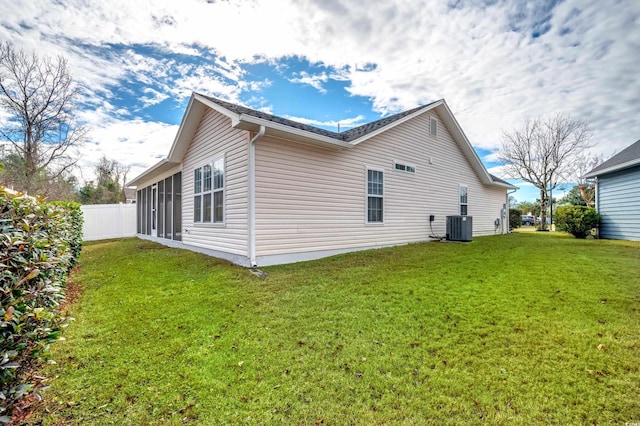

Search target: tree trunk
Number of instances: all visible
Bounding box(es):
[578,183,595,207]
[539,188,548,231]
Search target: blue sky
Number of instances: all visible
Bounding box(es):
[1,0,639,202]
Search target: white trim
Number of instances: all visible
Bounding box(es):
[193,153,226,226]
[459,184,468,216]
[248,126,266,267]
[238,114,353,149]
[436,101,494,186]
[255,242,412,267]
[139,234,418,268]
[393,160,416,174]
[151,184,158,237]
[213,155,226,224]
[594,177,599,212]
[130,95,510,192]
[365,166,385,225]
[127,158,177,187]
[349,101,442,146]
[168,95,206,160]
[193,93,241,124]
[160,175,173,239]
[584,158,640,178]
[157,178,166,238]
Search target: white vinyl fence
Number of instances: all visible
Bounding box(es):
[81,204,137,241]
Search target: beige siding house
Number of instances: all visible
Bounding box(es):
[128,93,515,266]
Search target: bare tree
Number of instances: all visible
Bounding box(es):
[96,156,130,198]
[499,114,592,230]
[568,152,605,207]
[78,156,130,204]
[0,42,86,196]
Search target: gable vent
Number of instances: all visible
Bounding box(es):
[430,117,437,137]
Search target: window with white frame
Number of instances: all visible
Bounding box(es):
[194,157,225,224]
[394,161,416,174]
[430,117,437,137]
[459,184,468,216]
[367,169,384,223]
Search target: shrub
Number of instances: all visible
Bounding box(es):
[0,189,83,421]
[554,205,601,239]
[509,209,522,230]
[49,201,84,270]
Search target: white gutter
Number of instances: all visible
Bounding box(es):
[238,114,353,149]
[248,125,266,267]
[593,177,599,212]
[127,158,171,187]
[593,177,600,239]
[584,158,640,179]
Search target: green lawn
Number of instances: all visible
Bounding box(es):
[35,233,640,425]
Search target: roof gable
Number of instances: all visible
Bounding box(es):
[201,95,345,140]
[129,93,514,189]
[199,94,437,144]
[585,139,640,178]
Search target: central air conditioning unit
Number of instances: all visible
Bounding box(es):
[446,215,473,242]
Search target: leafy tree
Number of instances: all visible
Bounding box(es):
[555,205,600,238]
[77,156,130,204]
[499,114,592,230]
[558,185,587,207]
[0,42,86,197]
[516,200,540,217]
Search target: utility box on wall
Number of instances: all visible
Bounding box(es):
[446,215,473,242]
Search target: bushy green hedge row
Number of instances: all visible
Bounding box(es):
[0,189,83,421]
[554,205,601,238]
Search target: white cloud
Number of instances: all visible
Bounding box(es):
[281,114,366,131]
[76,108,178,184]
[170,70,242,102]
[0,108,11,127]
[139,88,170,109]
[1,0,639,184]
[289,72,329,94]
[483,151,502,164]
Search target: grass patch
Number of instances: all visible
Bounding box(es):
[35,233,640,424]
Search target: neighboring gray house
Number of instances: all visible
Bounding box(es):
[128,93,516,266]
[584,139,640,241]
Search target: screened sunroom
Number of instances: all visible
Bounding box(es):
[136,171,182,241]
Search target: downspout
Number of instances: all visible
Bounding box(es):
[593,177,599,239]
[593,177,599,211]
[248,125,266,267]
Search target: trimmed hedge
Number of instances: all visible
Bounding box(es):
[0,189,83,421]
[554,205,601,239]
[509,208,522,230]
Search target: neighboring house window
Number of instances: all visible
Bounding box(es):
[394,161,416,174]
[459,185,468,216]
[367,169,384,223]
[430,117,437,137]
[194,156,225,224]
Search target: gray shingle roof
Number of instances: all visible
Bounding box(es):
[489,174,511,185]
[340,104,432,142]
[587,139,640,176]
[199,94,437,143]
